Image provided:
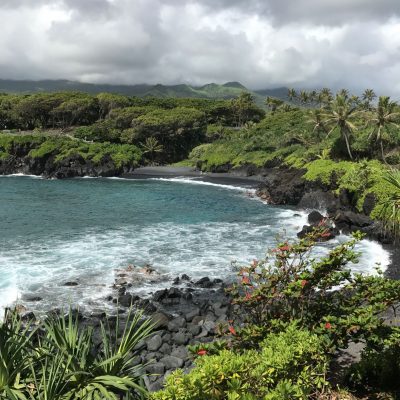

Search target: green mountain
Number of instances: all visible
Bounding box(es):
[0,79,288,103]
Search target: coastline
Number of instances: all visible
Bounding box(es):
[122,165,264,188]
[124,166,400,277]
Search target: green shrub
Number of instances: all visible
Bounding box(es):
[152,324,329,400]
[346,329,400,392]
[227,229,400,352]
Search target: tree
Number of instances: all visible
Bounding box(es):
[230,92,264,127]
[318,88,333,107]
[338,88,350,99]
[362,88,377,110]
[287,88,297,102]
[321,94,360,160]
[299,90,310,105]
[365,96,400,162]
[307,108,328,139]
[141,136,163,164]
[265,96,283,114]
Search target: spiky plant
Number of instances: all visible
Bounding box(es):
[0,310,36,400]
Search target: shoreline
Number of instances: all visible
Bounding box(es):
[124,166,400,278]
[2,166,397,276]
[121,165,264,188]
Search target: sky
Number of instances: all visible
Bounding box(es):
[0,0,400,95]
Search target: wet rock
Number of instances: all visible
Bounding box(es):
[21,311,36,321]
[159,343,172,354]
[187,324,201,336]
[160,355,184,369]
[136,299,157,313]
[167,317,186,332]
[363,193,377,216]
[153,289,168,302]
[145,362,165,375]
[148,378,164,392]
[118,294,137,307]
[171,346,188,359]
[195,277,213,288]
[151,312,170,329]
[24,296,43,302]
[335,211,374,232]
[146,334,163,352]
[308,210,325,225]
[181,274,190,281]
[63,281,79,287]
[167,287,182,298]
[185,308,200,322]
[172,330,190,346]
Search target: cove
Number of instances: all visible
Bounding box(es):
[0,175,390,314]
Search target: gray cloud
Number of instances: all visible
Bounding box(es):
[0,0,400,95]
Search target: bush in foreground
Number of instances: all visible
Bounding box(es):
[0,308,154,400]
[152,324,329,400]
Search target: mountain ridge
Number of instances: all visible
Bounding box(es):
[0,79,289,102]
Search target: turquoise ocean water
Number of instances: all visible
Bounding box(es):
[0,175,390,313]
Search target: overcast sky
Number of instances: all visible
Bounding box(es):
[0,0,399,95]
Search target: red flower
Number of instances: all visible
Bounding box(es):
[321,230,331,238]
[197,349,207,356]
[241,276,250,285]
[301,280,308,288]
[325,322,332,330]
[245,292,252,301]
[318,218,327,226]
[279,244,290,252]
[228,325,237,335]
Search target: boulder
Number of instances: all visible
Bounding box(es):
[146,335,163,352]
[167,317,186,332]
[160,356,184,369]
[308,210,325,225]
[195,277,213,288]
[151,312,170,329]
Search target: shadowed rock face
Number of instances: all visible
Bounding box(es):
[0,143,135,178]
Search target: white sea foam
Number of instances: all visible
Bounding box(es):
[0,177,392,314]
[2,173,43,179]
[149,177,256,192]
[0,213,391,315]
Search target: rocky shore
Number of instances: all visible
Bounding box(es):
[19,271,235,393]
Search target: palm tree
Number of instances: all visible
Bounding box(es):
[265,97,283,114]
[299,90,310,105]
[318,88,333,107]
[307,109,328,139]
[321,94,360,160]
[287,88,297,102]
[337,88,350,99]
[362,88,376,110]
[365,96,400,162]
[141,136,164,165]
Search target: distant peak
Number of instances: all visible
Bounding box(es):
[222,81,247,89]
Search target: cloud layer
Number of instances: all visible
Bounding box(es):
[0,0,399,95]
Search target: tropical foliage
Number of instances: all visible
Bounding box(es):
[0,308,154,400]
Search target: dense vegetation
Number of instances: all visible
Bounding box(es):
[1,88,400,398]
[154,229,400,399]
[4,230,400,399]
[0,87,399,228]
